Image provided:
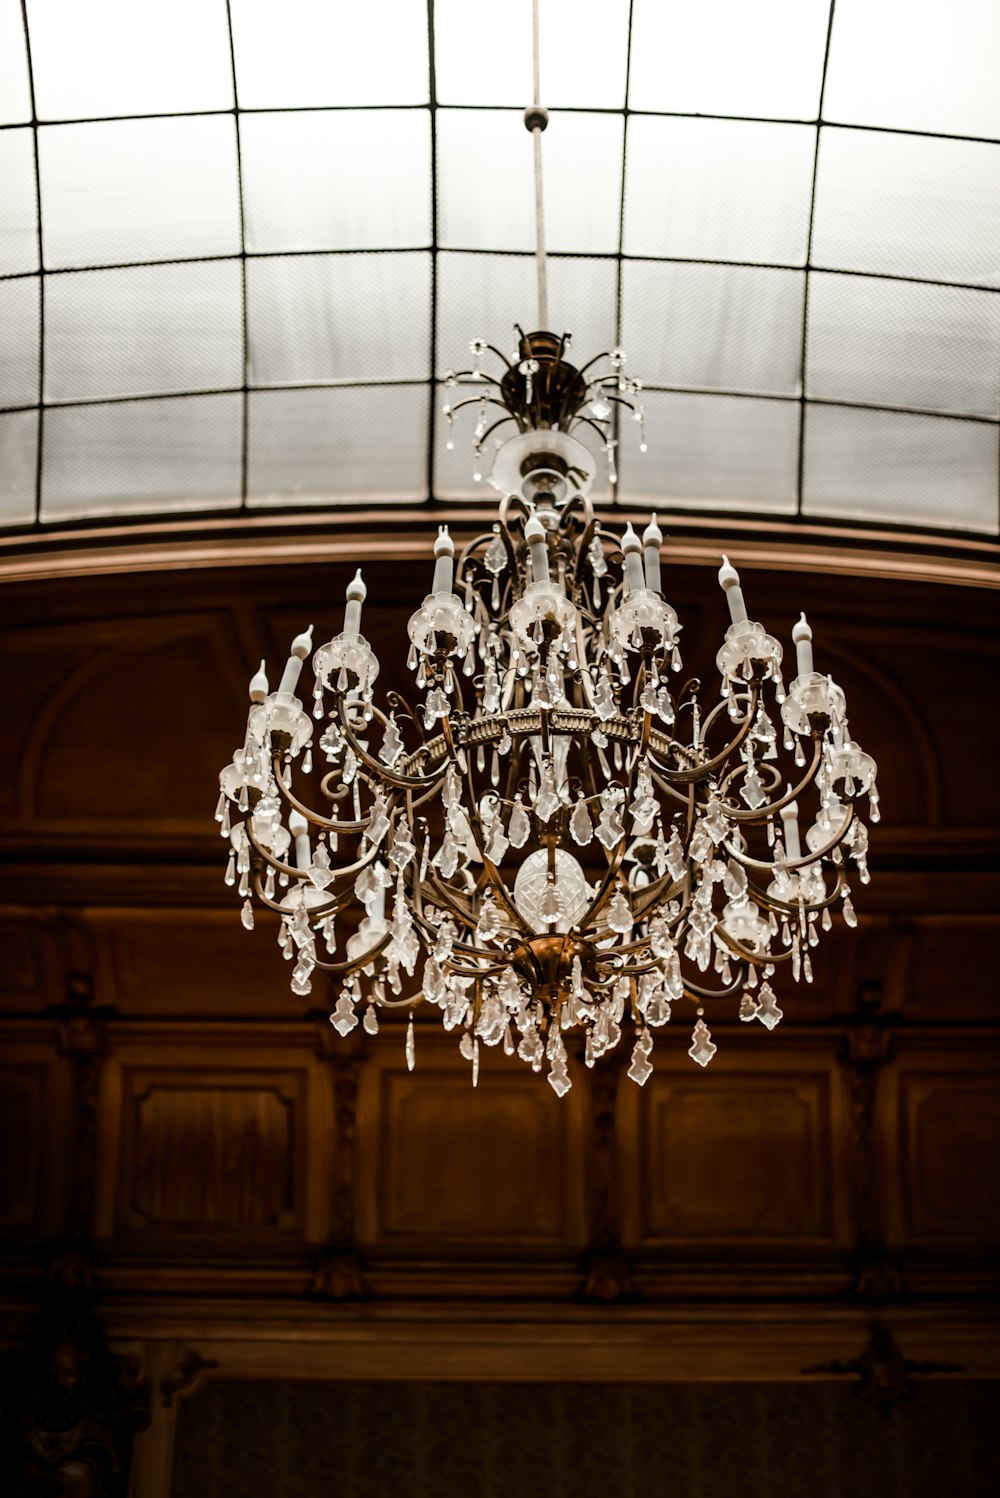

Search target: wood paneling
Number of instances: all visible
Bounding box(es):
[94,1028,332,1254]
[619,1051,847,1248]
[891,1057,1000,1244]
[357,1035,586,1250]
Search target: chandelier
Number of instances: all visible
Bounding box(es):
[217,8,879,1094]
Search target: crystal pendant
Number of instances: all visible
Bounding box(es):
[688,1017,717,1067]
[507,796,531,848]
[570,795,593,846]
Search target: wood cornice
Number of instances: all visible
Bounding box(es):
[1,507,998,588]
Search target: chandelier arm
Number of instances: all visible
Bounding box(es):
[630,873,687,925]
[445,394,511,418]
[646,763,696,809]
[744,872,847,918]
[574,415,613,446]
[699,689,754,741]
[310,927,394,978]
[723,736,824,823]
[454,531,503,583]
[445,370,503,387]
[647,684,760,785]
[682,969,748,1003]
[338,697,445,791]
[725,805,856,875]
[271,754,384,835]
[250,867,340,923]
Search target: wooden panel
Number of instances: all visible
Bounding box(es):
[94,1027,332,1253]
[895,1062,1000,1243]
[900,918,1000,1020]
[89,910,287,1015]
[357,1035,585,1250]
[0,1067,46,1229]
[619,1051,844,1247]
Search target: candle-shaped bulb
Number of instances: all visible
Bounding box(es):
[792,612,814,677]
[248,659,269,703]
[278,624,314,697]
[718,555,748,625]
[288,809,311,870]
[344,569,367,640]
[779,790,802,861]
[621,522,644,594]
[432,525,455,595]
[642,513,663,593]
[525,513,550,585]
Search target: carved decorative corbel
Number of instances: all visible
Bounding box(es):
[579,1053,636,1302]
[804,1322,962,1413]
[309,1022,367,1300]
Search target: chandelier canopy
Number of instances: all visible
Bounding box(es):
[217,4,878,1093]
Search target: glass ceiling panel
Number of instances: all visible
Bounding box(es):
[434,0,629,109]
[26,0,234,120]
[621,261,804,396]
[241,111,431,253]
[617,391,799,512]
[806,273,1000,419]
[824,0,1000,141]
[45,261,243,403]
[39,116,241,270]
[0,0,998,538]
[42,394,243,521]
[230,0,429,109]
[438,109,623,255]
[0,129,39,275]
[628,0,830,121]
[803,404,999,532]
[247,252,431,386]
[623,118,815,266]
[436,252,618,378]
[0,410,37,524]
[248,385,429,506]
[0,276,39,407]
[811,128,1000,288]
[0,0,30,124]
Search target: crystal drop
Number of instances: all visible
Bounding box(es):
[503,1022,514,1056]
[739,990,758,1022]
[241,899,255,931]
[755,981,783,1030]
[364,1003,379,1036]
[405,1014,416,1071]
[225,850,236,887]
[688,1018,718,1067]
[508,796,531,848]
[570,795,593,846]
[607,889,632,935]
[821,906,832,932]
[472,1037,480,1087]
[238,869,250,897]
[547,1059,572,1097]
[842,892,857,928]
[264,867,276,899]
[459,1031,475,1061]
[627,1036,654,1087]
[540,881,564,927]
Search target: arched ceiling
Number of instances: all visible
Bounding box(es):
[1,0,999,537]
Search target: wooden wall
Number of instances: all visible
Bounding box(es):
[0,536,998,1492]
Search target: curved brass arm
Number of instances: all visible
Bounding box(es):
[647,682,759,786]
[338,695,446,792]
[723,734,824,823]
[272,753,384,835]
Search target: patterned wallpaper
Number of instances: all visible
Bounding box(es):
[172,1377,1000,1498]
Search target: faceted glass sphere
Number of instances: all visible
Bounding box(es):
[513,847,592,932]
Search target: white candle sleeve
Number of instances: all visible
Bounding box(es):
[344,570,367,640]
[792,613,814,677]
[718,556,748,625]
[432,526,455,595]
[277,626,314,696]
[780,795,802,861]
[524,515,550,585]
[642,514,663,592]
[621,523,644,594]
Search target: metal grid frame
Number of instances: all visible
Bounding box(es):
[1,0,998,537]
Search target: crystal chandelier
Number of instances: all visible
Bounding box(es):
[217,6,879,1093]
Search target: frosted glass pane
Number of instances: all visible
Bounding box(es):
[806,274,1000,418]
[241,112,431,253]
[438,110,623,254]
[247,253,430,385]
[436,252,617,378]
[812,129,1000,288]
[0,129,38,273]
[248,386,428,504]
[42,394,242,519]
[40,116,241,269]
[803,404,999,532]
[621,261,804,395]
[624,118,814,265]
[230,0,428,107]
[0,276,40,406]
[617,391,799,511]
[629,0,829,120]
[0,0,31,124]
[28,0,233,119]
[0,409,37,524]
[45,260,242,403]
[435,0,629,108]
[825,0,1000,140]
